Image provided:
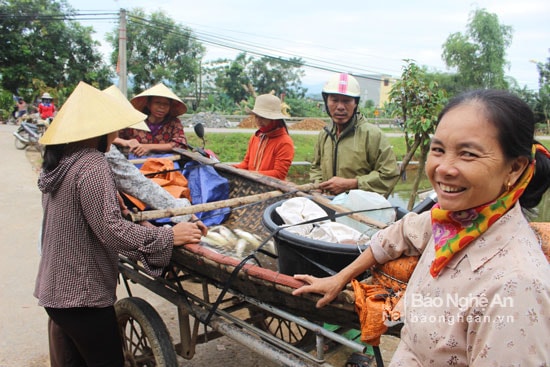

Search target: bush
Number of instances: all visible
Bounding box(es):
[0,89,15,120]
[535,122,549,135]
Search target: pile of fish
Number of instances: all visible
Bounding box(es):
[201,225,276,258]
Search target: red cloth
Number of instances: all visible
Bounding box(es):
[38,103,55,119]
[118,116,187,149]
[233,127,294,180]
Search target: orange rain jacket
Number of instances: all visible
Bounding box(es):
[234,127,295,180]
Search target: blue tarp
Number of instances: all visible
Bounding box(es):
[183,161,230,226]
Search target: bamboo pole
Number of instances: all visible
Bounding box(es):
[127,183,320,222]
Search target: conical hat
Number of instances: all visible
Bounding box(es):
[40,81,147,145]
[130,83,187,117]
[102,85,150,132]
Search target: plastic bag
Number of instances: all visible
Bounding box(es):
[183,161,230,226]
[332,190,395,238]
[352,256,419,346]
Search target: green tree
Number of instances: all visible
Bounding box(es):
[107,9,205,97]
[206,52,307,106]
[206,53,251,104]
[0,0,112,98]
[442,8,512,90]
[248,56,307,98]
[422,69,463,99]
[284,97,324,117]
[388,60,448,208]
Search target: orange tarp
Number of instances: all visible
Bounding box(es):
[125,158,191,211]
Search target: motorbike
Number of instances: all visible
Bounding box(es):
[13,119,48,156]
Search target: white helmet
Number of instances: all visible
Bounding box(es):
[322,73,361,98]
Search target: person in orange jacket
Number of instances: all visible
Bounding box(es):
[233,94,295,180]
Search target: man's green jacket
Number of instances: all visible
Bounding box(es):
[309,113,400,195]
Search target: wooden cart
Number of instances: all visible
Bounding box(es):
[117,149,404,367]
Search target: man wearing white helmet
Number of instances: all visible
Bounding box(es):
[310,73,399,196]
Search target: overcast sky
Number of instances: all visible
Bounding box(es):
[68,0,549,92]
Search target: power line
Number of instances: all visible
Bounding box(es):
[126,14,386,81]
[2,10,388,81]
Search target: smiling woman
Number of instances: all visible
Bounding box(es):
[426,102,529,212]
[292,89,550,367]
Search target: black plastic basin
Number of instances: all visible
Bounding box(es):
[262,200,368,277]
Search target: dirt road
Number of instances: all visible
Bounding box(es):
[0,124,49,366]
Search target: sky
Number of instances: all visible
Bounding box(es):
[67,0,549,92]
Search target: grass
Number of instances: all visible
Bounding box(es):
[187,131,410,163]
[186,130,416,189]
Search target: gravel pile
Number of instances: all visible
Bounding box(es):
[182,112,231,128]
[238,116,255,128]
[289,118,327,130]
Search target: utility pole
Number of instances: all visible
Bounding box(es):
[118,9,128,97]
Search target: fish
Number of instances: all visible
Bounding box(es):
[210,225,239,245]
[234,238,249,257]
[233,228,261,248]
[233,228,277,255]
[202,226,277,258]
[262,239,277,255]
[201,231,230,248]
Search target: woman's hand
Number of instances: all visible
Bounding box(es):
[292,274,348,308]
[189,215,208,236]
[171,221,204,246]
[117,193,132,218]
[292,247,376,308]
[128,140,150,157]
[125,138,140,150]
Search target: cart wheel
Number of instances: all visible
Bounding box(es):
[14,134,29,150]
[250,308,316,349]
[115,297,178,367]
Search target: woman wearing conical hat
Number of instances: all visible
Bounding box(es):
[233,94,295,180]
[103,85,196,223]
[35,82,207,366]
[114,82,188,157]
